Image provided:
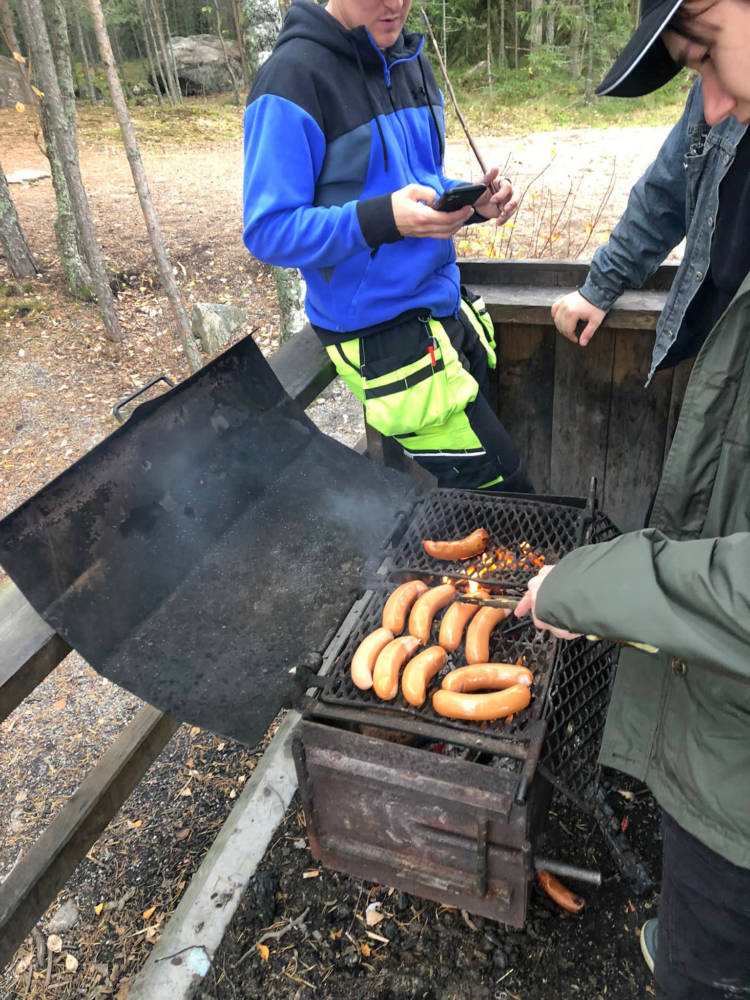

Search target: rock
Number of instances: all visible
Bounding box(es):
[47,899,80,934]
[167,35,244,96]
[7,169,50,185]
[0,54,29,108]
[191,302,246,354]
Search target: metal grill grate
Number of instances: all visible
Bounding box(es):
[385,490,582,588]
[313,491,621,809]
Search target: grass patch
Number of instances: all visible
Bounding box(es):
[444,67,694,138]
[68,60,694,151]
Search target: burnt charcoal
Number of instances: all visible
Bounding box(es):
[249,869,277,925]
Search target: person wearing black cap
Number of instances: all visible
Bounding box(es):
[514,1,750,997]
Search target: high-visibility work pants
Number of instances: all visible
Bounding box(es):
[325,295,533,493]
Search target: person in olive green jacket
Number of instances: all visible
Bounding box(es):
[516,0,750,996]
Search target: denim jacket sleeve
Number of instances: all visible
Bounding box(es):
[579,81,702,311]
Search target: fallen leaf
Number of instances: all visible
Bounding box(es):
[53,697,67,712]
[256,943,269,961]
[365,902,385,927]
[142,906,156,921]
[94,903,104,915]
[47,934,63,953]
[190,727,200,737]
[302,869,320,879]
[175,828,191,841]
[360,943,371,957]
[65,953,79,972]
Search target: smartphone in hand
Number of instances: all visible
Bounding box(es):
[434,183,487,213]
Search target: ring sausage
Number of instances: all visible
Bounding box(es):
[441,663,533,692]
[401,645,447,707]
[372,634,421,700]
[422,528,490,561]
[465,606,511,664]
[536,870,585,914]
[408,583,457,644]
[350,626,395,690]
[432,684,531,721]
[382,579,429,634]
[438,600,480,652]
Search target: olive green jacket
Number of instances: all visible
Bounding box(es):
[537,269,750,869]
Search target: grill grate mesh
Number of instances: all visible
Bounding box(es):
[317,490,621,809]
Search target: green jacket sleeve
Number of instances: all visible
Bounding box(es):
[536,528,750,678]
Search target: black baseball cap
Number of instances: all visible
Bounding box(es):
[596,0,685,97]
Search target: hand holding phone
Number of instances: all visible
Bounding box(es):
[434,183,487,213]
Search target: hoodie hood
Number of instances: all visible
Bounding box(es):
[274,0,423,68]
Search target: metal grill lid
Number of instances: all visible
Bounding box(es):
[0,335,417,745]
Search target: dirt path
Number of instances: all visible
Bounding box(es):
[0,111,673,997]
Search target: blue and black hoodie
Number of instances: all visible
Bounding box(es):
[242,0,466,343]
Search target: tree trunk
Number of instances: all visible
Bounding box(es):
[214,3,240,104]
[230,0,250,83]
[499,0,506,67]
[529,0,543,62]
[157,0,182,102]
[513,0,519,69]
[85,0,201,370]
[584,0,595,101]
[0,162,37,278]
[486,0,492,90]
[238,0,281,76]
[545,10,555,45]
[274,266,306,343]
[138,6,164,105]
[149,0,181,103]
[0,0,37,105]
[569,0,584,78]
[43,0,77,112]
[73,7,97,102]
[16,0,121,341]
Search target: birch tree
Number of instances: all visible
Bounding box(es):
[86,0,202,369]
[0,163,37,278]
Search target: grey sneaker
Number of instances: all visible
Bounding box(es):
[640,918,658,974]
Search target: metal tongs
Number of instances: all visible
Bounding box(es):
[455,593,659,654]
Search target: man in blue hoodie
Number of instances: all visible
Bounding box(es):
[243,0,533,493]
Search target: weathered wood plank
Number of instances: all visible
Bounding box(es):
[269,323,335,409]
[550,326,615,502]
[468,283,668,330]
[601,331,675,532]
[494,323,556,494]
[460,258,678,292]
[0,580,71,724]
[0,705,179,970]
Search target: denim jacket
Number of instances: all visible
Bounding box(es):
[579,79,747,383]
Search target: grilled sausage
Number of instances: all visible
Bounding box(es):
[372,634,421,700]
[441,663,533,692]
[351,626,395,690]
[432,683,531,721]
[382,579,429,634]
[408,583,457,644]
[401,646,448,707]
[536,870,585,914]
[423,528,490,561]
[438,600,481,652]
[465,606,511,664]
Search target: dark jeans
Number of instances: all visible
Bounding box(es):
[656,811,750,998]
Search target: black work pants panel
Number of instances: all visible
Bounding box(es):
[656,811,750,998]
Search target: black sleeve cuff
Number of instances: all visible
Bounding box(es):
[357,194,403,248]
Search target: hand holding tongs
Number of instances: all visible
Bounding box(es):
[456,593,659,654]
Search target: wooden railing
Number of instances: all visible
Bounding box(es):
[0,258,680,970]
